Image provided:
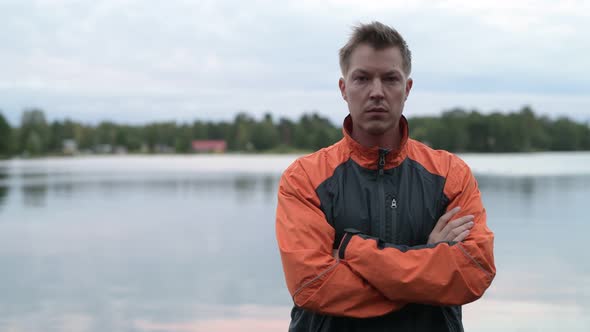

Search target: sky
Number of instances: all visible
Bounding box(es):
[1,0,589,126]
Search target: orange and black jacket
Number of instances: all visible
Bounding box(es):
[276,115,496,331]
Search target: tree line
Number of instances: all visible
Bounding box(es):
[0,106,588,158]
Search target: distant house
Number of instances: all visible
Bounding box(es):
[95,144,112,154]
[62,139,78,155]
[153,144,174,154]
[192,140,227,153]
[114,146,128,155]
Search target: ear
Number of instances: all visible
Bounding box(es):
[405,77,413,100]
[338,77,347,101]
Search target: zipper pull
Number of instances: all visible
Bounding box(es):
[391,198,397,209]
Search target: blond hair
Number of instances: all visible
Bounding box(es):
[339,21,412,76]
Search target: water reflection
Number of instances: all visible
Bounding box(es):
[233,176,258,204]
[51,181,75,198]
[476,174,590,192]
[477,175,536,194]
[22,184,49,207]
[0,159,588,332]
[0,186,8,211]
[0,167,8,211]
[31,174,276,194]
[262,175,278,200]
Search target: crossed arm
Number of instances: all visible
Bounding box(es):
[275,160,496,318]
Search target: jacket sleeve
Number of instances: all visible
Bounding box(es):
[340,159,496,306]
[276,160,405,318]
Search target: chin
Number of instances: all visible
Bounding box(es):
[364,124,389,136]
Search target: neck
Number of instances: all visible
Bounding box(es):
[351,123,401,151]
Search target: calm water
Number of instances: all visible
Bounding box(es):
[0,154,589,332]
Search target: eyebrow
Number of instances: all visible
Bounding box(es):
[350,69,370,76]
[383,70,402,76]
[350,69,402,76]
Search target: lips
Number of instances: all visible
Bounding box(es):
[366,107,388,113]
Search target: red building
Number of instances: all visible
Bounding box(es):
[192,140,227,153]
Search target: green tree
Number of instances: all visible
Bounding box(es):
[25,131,43,155]
[550,117,582,151]
[251,113,279,151]
[278,117,295,146]
[19,109,50,156]
[175,124,192,153]
[231,113,255,151]
[465,111,492,152]
[0,111,12,157]
[48,121,64,152]
[5,107,590,156]
[440,108,470,151]
[192,121,208,140]
[96,121,118,146]
[75,123,96,151]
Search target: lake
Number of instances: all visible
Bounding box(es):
[0,153,589,332]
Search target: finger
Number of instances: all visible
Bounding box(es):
[434,206,461,232]
[452,229,470,242]
[442,215,474,239]
[446,215,475,230]
[441,215,474,239]
[446,221,474,241]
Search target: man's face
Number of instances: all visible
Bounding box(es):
[339,44,413,137]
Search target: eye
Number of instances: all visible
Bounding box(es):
[353,75,368,83]
[384,76,399,83]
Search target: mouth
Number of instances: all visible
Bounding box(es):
[365,107,388,114]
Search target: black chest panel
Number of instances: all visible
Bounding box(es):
[317,158,449,248]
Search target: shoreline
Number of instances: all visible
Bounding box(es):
[1,151,589,177]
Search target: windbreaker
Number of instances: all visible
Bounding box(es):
[275,115,496,332]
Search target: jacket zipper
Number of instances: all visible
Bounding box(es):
[378,149,388,240]
[390,194,398,243]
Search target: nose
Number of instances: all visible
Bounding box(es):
[369,78,384,101]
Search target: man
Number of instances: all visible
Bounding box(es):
[275,21,495,331]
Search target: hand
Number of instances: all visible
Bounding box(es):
[427,207,474,245]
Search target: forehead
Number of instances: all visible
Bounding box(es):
[348,44,405,74]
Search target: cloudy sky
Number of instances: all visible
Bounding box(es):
[1,0,589,126]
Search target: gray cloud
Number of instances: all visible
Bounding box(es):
[0,0,588,125]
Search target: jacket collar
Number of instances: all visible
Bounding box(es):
[342,114,409,169]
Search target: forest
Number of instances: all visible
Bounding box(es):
[0,106,589,158]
